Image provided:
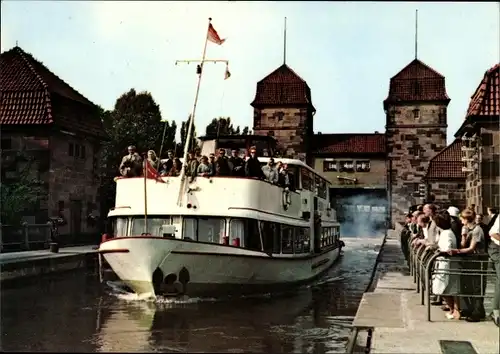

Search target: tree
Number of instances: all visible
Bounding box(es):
[176,115,197,156]
[0,154,44,225]
[98,89,177,220]
[204,117,250,137]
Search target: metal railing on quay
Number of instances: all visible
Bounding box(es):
[407,236,495,321]
[0,224,51,252]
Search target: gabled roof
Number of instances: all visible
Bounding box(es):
[313,133,386,155]
[383,59,450,109]
[0,46,105,137]
[251,64,315,111]
[466,63,500,118]
[425,139,466,180]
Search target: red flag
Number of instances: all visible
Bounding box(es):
[145,160,165,183]
[207,23,225,45]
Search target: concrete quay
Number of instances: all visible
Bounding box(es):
[0,245,98,283]
[352,229,500,354]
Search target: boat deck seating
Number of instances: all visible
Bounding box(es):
[346,292,404,354]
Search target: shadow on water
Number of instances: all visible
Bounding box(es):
[1,235,383,353]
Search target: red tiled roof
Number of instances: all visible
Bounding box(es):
[466,63,500,118]
[251,64,315,111]
[1,46,105,137]
[383,59,449,109]
[425,139,466,180]
[313,133,386,154]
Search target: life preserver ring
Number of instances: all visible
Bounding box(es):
[282,189,292,210]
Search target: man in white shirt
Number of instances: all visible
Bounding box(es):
[488,208,500,327]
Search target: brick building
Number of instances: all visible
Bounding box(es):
[0,46,107,239]
[384,59,450,225]
[251,64,315,165]
[423,138,466,209]
[455,63,500,212]
[312,133,388,228]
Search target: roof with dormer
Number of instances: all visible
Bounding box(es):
[251,64,315,111]
[0,46,106,138]
[424,138,466,180]
[383,59,450,109]
[466,63,500,118]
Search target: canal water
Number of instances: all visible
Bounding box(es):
[1,235,383,353]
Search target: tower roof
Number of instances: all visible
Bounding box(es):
[424,138,466,180]
[0,46,105,137]
[465,63,500,118]
[251,64,315,112]
[383,59,450,109]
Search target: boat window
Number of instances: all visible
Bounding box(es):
[299,227,311,253]
[300,168,315,192]
[183,218,198,241]
[112,217,128,237]
[294,227,303,254]
[130,217,172,236]
[316,177,327,199]
[281,225,294,254]
[198,217,226,243]
[260,221,281,254]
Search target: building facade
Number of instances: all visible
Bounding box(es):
[312,133,387,233]
[424,138,466,209]
[0,46,107,240]
[251,64,315,165]
[384,59,450,225]
[455,63,500,213]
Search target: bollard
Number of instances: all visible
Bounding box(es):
[50,242,59,253]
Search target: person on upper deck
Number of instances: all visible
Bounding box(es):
[194,148,202,162]
[278,164,295,191]
[208,153,216,177]
[186,151,199,178]
[147,150,160,170]
[164,150,175,172]
[197,156,213,177]
[215,148,231,176]
[245,146,265,179]
[168,158,182,176]
[119,145,143,177]
[228,149,245,177]
[262,158,278,184]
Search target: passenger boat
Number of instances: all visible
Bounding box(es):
[98,18,342,298]
[99,135,343,298]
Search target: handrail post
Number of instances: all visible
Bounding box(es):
[23,223,29,250]
[0,223,3,253]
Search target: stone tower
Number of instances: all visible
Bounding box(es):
[251,64,315,165]
[384,59,450,225]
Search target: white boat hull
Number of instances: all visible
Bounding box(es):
[99,237,342,297]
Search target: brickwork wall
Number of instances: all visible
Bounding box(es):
[253,107,312,163]
[386,103,448,224]
[313,157,387,188]
[427,180,466,210]
[48,132,101,236]
[465,122,500,213]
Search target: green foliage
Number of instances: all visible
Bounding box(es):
[98,89,178,215]
[177,114,197,156]
[0,155,44,225]
[204,117,250,136]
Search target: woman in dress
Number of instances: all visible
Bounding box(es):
[431,212,461,320]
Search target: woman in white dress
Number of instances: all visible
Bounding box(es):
[431,212,461,320]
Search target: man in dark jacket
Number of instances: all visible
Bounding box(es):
[245,146,265,179]
[401,212,412,264]
[447,206,463,247]
[214,148,231,176]
[228,149,245,177]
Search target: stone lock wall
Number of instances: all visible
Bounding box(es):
[253,107,313,163]
[465,123,500,213]
[48,132,101,236]
[427,181,466,210]
[386,103,448,224]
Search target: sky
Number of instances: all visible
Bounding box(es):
[1,1,499,143]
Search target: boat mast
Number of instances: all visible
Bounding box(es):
[175,18,228,206]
